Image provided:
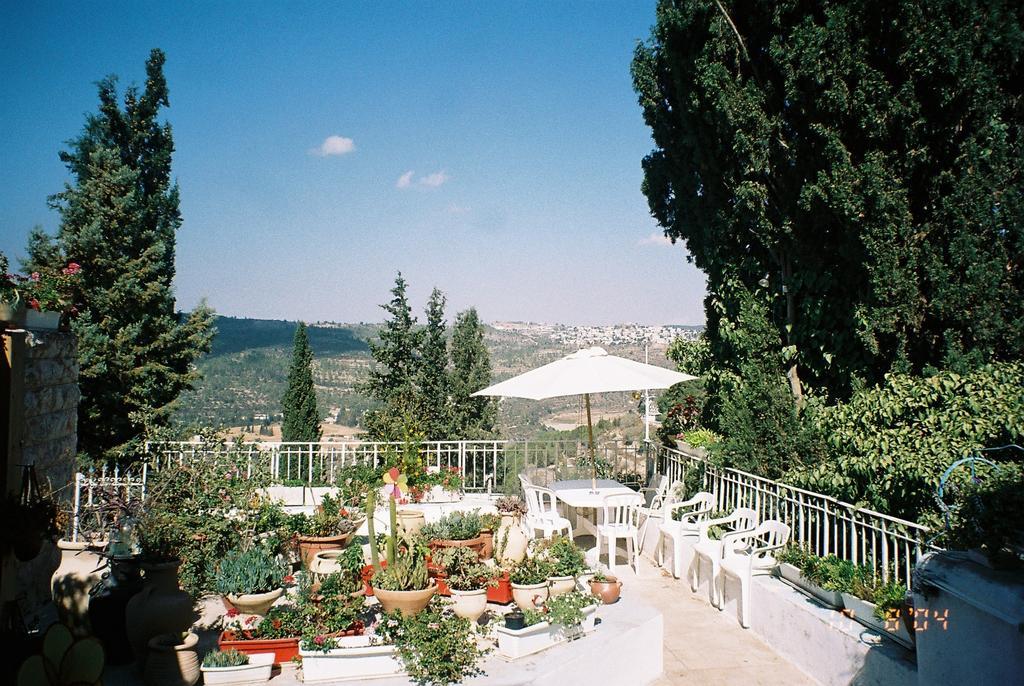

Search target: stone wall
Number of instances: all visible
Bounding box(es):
[15,330,79,625]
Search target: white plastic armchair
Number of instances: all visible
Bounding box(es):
[597,492,644,576]
[637,477,679,551]
[656,491,715,577]
[720,520,791,627]
[524,484,573,541]
[688,507,758,607]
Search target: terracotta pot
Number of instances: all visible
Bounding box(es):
[218,632,299,666]
[144,631,199,686]
[547,575,576,597]
[225,587,284,616]
[51,540,104,636]
[511,580,549,611]
[589,577,622,604]
[372,580,436,617]
[487,572,514,605]
[450,588,488,621]
[479,530,494,559]
[396,510,425,536]
[125,561,196,669]
[496,514,528,564]
[298,532,352,569]
[428,536,486,557]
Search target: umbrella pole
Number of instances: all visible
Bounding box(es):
[585,393,597,491]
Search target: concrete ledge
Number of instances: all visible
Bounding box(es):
[727,575,917,686]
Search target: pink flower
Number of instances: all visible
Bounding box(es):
[63,262,81,275]
[427,622,440,630]
[313,635,325,645]
[30,272,40,281]
[226,607,240,618]
[244,615,257,626]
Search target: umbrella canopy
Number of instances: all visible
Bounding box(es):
[472,346,697,400]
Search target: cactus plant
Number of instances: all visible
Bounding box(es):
[202,649,249,668]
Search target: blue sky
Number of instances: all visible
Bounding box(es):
[0,1,706,325]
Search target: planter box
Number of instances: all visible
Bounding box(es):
[496,605,598,660]
[201,652,274,684]
[217,632,299,666]
[487,572,513,605]
[420,485,460,503]
[25,309,60,330]
[840,593,913,649]
[300,636,405,682]
[777,563,844,609]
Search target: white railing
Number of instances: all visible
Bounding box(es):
[71,465,147,543]
[654,443,932,587]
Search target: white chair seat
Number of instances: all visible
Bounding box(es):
[718,521,790,628]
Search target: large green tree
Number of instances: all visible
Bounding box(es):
[48,48,213,463]
[281,322,321,442]
[418,288,453,439]
[360,273,424,439]
[633,0,1024,411]
[449,308,497,438]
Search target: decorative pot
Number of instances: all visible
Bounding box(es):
[224,587,284,616]
[218,632,300,666]
[589,576,622,604]
[487,572,514,605]
[125,560,196,668]
[547,575,576,597]
[51,540,105,636]
[503,609,525,631]
[479,529,494,559]
[24,309,61,331]
[200,651,274,685]
[450,587,488,621]
[0,300,25,324]
[143,631,199,686]
[88,556,144,665]
[310,548,362,585]
[511,580,549,611]
[496,514,528,564]
[298,532,352,569]
[372,580,437,617]
[396,509,425,536]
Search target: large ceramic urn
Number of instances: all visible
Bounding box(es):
[51,540,105,636]
[125,561,196,668]
[496,514,528,564]
[143,631,200,686]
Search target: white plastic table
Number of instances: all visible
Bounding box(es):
[551,479,638,538]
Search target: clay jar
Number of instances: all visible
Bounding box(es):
[143,631,200,686]
[496,514,528,564]
[125,561,196,669]
[51,540,105,636]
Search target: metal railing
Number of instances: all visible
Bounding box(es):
[653,443,932,586]
[71,465,147,543]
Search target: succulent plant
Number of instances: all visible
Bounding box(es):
[420,511,483,541]
[202,649,249,668]
[211,545,288,595]
[372,553,430,591]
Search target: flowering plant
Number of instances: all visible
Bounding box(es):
[0,261,82,313]
[374,600,486,683]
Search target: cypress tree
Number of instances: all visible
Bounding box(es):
[418,288,452,439]
[281,322,321,442]
[49,48,213,463]
[449,308,496,438]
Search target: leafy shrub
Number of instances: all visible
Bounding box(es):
[495,496,527,517]
[802,555,857,593]
[790,362,1024,522]
[509,556,555,585]
[202,649,249,668]
[945,462,1024,569]
[534,535,587,577]
[212,546,288,596]
[447,563,499,591]
[420,511,483,541]
[544,590,596,628]
[334,461,383,507]
[431,546,478,577]
[375,600,486,685]
[683,429,721,449]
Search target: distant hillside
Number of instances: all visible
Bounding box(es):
[210,316,372,356]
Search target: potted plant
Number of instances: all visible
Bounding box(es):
[0,260,81,330]
[374,600,486,684]
[366,470,436,616]
[495,496,529,564]
[421,510,486,555]
[496,590,600,660]
[429,545,478,597]
[589,570,622,604]
[143,631,200,686]
[510,556,555,610]
[536,535,587,597]
[775,545,849,609]
[290,495,357,569]
[200,650,274,685]
[447,563,500,621]
[841,568,913,648]
[218,604,303,666]
[417,466,464,503]
[212,546,289,616]
[478,512,501,559]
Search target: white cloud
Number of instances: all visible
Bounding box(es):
[418,171,449,188]
[447,203,471,215]
[638,232,673,247]
[396,170,415,188]
[313,135,355,157]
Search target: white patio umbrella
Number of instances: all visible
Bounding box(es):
[472,346,697,490]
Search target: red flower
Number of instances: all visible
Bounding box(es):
[63,262,81,275]
[271,619,282,629]
[226,607,240,618]
[245,615,257,626]
[283,574,295,584]
[28,298,40,311]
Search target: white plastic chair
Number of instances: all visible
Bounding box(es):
[720,520,791,627]
[688,507,758,607]
[523,484,573,541]
[636,477,678,551]
[656,491,715,577]
[596,492,644,576]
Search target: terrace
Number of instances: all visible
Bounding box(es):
[69,437,991,686]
